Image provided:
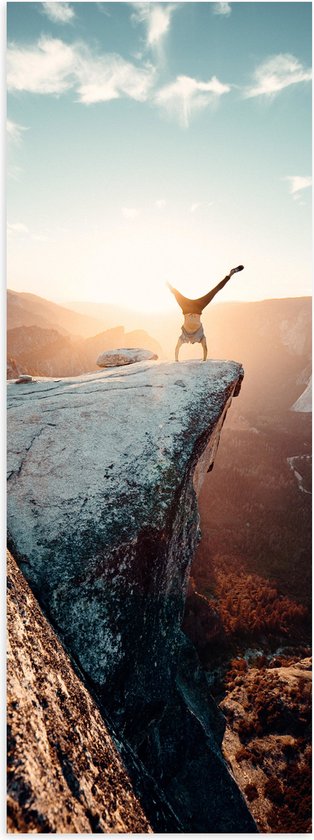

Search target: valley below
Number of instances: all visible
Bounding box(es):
[183,395,311,832]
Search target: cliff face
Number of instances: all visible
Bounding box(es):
[7,359,256,831]
[7,550,152,834]
[291,376,312,413]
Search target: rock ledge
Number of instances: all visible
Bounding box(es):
[7,360,257,832]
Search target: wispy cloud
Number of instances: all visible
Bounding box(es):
[7,33,232,121]
[32,233,51,242]
[131,3,175,49]
[155,199,166,209]
[7,222,51,241]
[7,222,29,235]
[7,36,76,94]
[244,54,312,98]
[155,74,230,127]
[96,4,111,18]
[7,120,28,181]
[7,118,27,144]
[8,164,23,182]
[284,176,312,202]
[42,2,75,23]
[213,3,231,17]
[190,201,213,213]
[122,207,139,219]
[76,53,155,104]
[7,36,155,104]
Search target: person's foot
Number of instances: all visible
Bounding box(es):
[230,265,244,276]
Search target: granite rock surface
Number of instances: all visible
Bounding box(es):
[96,347,158,366]
[7,359,257,831]
[7,550,152,834]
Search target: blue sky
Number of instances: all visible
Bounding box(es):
[7,2,312,311]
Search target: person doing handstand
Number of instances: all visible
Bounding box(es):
[167,265,244,361]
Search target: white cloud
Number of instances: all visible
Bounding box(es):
[245,54,312,98]
[155,74,230,127]
[32,233,51,242]
[131,3,175,49]
[7,119,27,144]
[42,2,75,23]
[190,201,213,213]
[155,199,166,209]
[76,53,155,104]
[7,121,27,182]
[7,36,76,94]
[122,207,139,219]
[284,176,312,202]
[7,36,155,104]
[7,222,52,242]
[213,3,231,16]
[7,222,29,235]
[8,165,23,181]
[96,4,111,18]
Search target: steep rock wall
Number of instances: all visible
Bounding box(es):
[7,360,256,831]
[7,550,152,834]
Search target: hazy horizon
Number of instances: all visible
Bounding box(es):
[7,2,312,312]
[7,284,313,314]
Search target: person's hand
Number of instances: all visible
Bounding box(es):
[166,281,172,290]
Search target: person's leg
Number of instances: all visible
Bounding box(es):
[193,273,232,312]
[192,266,244,312]
[201,336,208,361]
[168,283,195,313]
[175,336,184,361]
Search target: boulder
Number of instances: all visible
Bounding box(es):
[15,374,33,384]
[96,347,158,367]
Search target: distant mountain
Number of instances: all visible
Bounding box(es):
[7,289,106,338]
[7,357,21,380]
[7,292,311,413]
[202,297,312,415]
[68,300,139,332]
[83,326,161,361]
[7,326,91,378]
[291,377,312,413]
[7,324,162,379]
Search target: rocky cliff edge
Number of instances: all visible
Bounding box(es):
[7,359,257,832]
